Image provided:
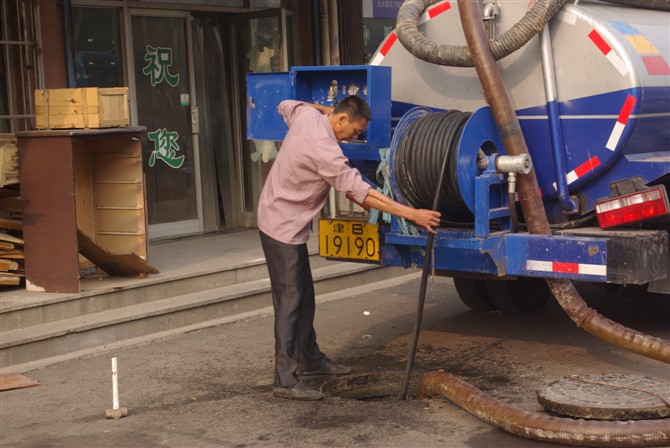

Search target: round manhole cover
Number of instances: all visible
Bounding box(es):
[537,373,670,420]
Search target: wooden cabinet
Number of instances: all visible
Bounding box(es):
[16,127,156,293]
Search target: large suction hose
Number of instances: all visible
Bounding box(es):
[454,0,670,364]
[396,0,670,364]
[395,0,669,69]
[394,0,670,445]
[420,371,670,447]
[601,0,670,11]
[396,0,568,67]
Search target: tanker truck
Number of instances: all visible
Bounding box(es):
[247,0,670,313]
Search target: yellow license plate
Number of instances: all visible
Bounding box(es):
[319,219,380,262]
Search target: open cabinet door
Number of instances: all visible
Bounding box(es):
[247,71,291,141]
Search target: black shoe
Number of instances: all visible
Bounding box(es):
[301,359,352,376]
[273,381,324,401]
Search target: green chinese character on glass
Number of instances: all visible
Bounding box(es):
[143,45,180,87]
[148,128,185,169]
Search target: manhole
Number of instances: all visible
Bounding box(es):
[537,373,670,420]
[321,371,420,401]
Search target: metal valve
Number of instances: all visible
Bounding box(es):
[495,153,532,174]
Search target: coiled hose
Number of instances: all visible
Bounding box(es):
[395,0,670,445]
[394,110,471,221]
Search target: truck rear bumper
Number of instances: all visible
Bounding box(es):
[556,228,668,286]
[383,227,668,286]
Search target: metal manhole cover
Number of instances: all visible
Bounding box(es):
[537,373,670,420]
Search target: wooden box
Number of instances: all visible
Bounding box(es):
[34,87,130,130]
[0,134,19,187]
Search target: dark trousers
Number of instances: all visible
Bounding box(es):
[259,230,326,387]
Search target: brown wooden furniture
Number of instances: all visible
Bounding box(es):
[16,127,156,293]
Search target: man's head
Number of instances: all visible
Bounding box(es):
[329,95,371,141]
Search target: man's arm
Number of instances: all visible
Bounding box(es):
[308,103,334,115]
[363,188,441,234]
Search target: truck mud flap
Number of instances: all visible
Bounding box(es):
[555,228,668,285]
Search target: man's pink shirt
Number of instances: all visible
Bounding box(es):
[257,100,371,244]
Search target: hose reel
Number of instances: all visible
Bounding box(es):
[390,106,510,222]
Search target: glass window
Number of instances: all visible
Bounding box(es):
[363,18,395,64]
[72,7,124,87]
[250,0,282,8]
[139,0,244,6]
[1,0,40,132]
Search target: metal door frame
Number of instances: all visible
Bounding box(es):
[124,7,204,240]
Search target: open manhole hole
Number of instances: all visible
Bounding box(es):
[321,371,421,401]
[537,373,670,420]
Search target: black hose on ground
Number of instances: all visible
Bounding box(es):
[399,115,455,399]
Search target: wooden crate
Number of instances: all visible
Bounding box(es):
[34,87,130,129]
[0,134,19,187]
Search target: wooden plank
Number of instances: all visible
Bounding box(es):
[19,135,81,293]
[0,232,23,245]
[77,228,158,276]
[0,373,40,391]
[0,135,19,187]
[73,139,95,239]
[0,197,23,209]
[0,218,22,231]
[0,275,21,286]
[0,258,19,271]
[0,241,14,250]
[0,251,24,259]
[0,187,20,198]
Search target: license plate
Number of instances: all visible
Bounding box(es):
[318,219,380,262]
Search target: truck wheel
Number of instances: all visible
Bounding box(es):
[453,278,496,311]
[485,278,551,313]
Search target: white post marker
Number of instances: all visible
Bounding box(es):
[105,357,128,419]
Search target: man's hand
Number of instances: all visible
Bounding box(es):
[363,189,441,234]
[408,208,441,234]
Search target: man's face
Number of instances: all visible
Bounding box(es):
[334,114,367,141]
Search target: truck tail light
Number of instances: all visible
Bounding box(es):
[595,185,670,229]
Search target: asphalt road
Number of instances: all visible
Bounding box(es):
[1,277,669,448]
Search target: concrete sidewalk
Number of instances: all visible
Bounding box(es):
[0,229,274,307]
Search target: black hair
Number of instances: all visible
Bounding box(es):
[333,95,371,122]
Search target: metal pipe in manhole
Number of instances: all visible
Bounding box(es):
[321,372,421,401]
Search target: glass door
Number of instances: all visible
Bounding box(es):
[129,11,202,239]
[230,9,288,227]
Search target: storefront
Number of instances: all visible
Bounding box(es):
[68,1,305,239]
[1,0,316,239]
[1,0,385,241]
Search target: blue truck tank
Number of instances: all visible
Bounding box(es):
[370,0,670,223]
